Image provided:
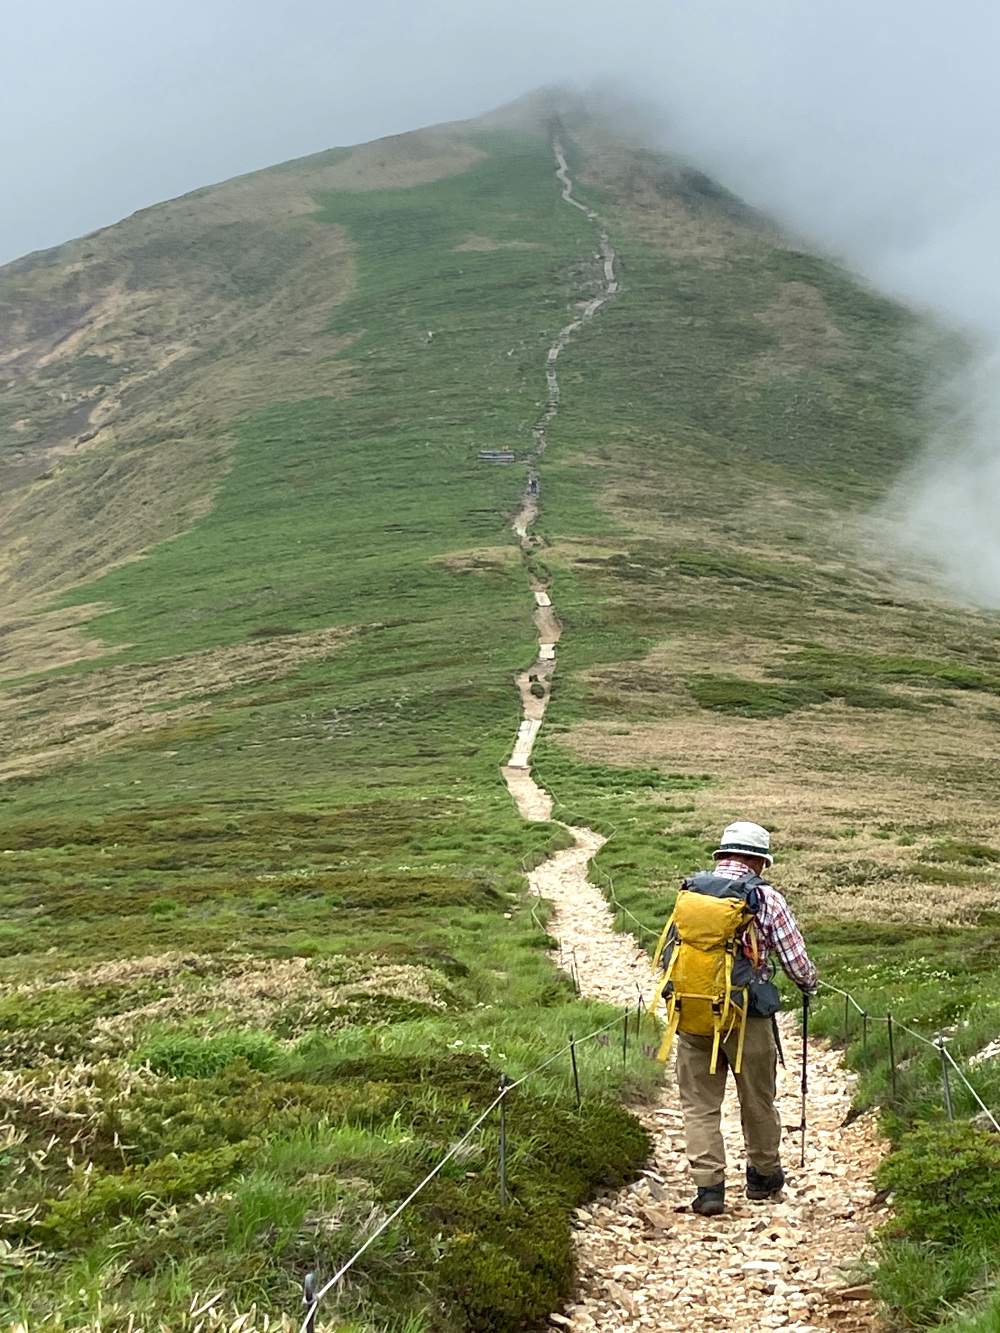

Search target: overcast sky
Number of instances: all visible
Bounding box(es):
[4,0,999,320]
[5,1,1000,596]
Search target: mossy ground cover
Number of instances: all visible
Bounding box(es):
[806,928,1000,1330]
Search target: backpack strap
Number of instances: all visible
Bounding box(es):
[656,1001,681,1064]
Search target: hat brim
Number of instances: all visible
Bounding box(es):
[713,845,773,867]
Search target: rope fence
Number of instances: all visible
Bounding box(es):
[298,969,1000,1328]
[815,978,1000,1134]
[299,1004,652,1332]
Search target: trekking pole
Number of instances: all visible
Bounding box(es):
[772,1015,786,1069]
[799,991,809,1169]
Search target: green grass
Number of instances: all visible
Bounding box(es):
[0,114,989,1332]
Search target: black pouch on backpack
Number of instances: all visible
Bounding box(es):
[747,979,782,1018]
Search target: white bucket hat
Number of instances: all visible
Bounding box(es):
[713,821,773,867]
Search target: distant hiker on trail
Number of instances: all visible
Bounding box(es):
[651,821,817,1217]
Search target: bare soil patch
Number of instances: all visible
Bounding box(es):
[454,234,543,251]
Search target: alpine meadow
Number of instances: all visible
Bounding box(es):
[4,91,1000,1333]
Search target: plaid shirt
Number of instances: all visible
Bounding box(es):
[713,857,818,992]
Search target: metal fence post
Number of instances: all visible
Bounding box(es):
[887,1011,897,1103]
[862,1010,868,1056]
[569,1034,582,1107]
[844,992,850,1046]
[936,1035,954,1120]
[498,1075,509,1205]
[303,1273,317,1333]
[622,1006,629,1066]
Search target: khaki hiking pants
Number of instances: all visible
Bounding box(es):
[676,1016,781,1189]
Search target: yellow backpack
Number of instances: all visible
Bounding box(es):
[650,872,763,1074]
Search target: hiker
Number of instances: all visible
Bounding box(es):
[652,821,817,1217]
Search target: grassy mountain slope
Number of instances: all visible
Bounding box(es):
[1,94,999,1330]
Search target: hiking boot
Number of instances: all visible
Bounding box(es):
[691,1184,725,1216]
[746,1164,785,1200]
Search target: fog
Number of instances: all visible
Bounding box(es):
[5,0,1000,601]
[642,2,1000,607]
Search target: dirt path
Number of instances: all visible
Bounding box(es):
[564,1039,884,1333]
[500,143,884,1333]
[502,138,619,773]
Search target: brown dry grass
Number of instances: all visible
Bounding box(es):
[0,625,356,781]
[0,125,488,666]
[312,130,483,192]
[560,695,1000,925]
[578,138,778,269]
[0,222,357,629]
[551,551,1000,926]
[545,401,1000,927]
[4,1307,317,1333]
[83,954,446,1053]
[753,280,850,376]
[0,950,447,1060]
[0,604,115,679]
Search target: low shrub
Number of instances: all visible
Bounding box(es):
[414,1095,650,1333]
[922,842,1000,866]
[134,1030,282,1078]
[436,1195,575,1333]
[687,675,822,718]
[32,1143,247,1247]
[876,1122,1000,1245]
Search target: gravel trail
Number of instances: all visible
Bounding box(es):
[500,140,884,1333]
